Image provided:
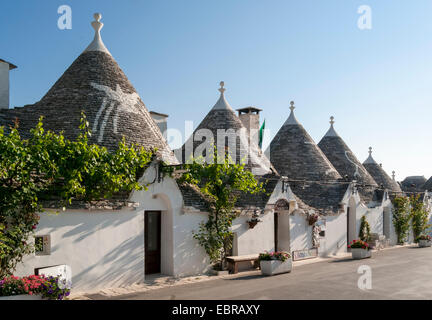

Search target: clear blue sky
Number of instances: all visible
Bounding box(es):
[1,0,431,181]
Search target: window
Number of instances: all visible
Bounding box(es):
[35,235,51,256]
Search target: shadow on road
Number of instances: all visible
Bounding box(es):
[225,274,265,281]
[328,258,356,263]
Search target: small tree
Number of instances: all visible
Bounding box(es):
[410,194,430,242]
[392,196,411,244]
[0,115,153,278]
[178,150,265,270]
[359,215,371,242]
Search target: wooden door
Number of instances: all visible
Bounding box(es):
[145,211,161,274]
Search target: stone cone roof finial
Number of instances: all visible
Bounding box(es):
[323,115,338,137]
[285,100,299,125]
[212,81,233,110]
[84,13,111,55]
[364,146,376,164]
[218,81,226,94]
[392,171,396,181]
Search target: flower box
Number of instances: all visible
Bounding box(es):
[260,259,292,276]
[351,248,372,260]
[0,294,43,300]
[419,240,432,248]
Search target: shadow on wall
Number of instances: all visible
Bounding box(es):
[173,223,211,277]
[72,229,145,290]
[329,233,347,256]
[36,211,145,292]
[62,215,130,243]
[290,214,311,251]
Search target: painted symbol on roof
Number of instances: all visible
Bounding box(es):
[345,151,360,180]
[90,82,142,143]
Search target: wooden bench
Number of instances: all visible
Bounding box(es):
[226,254,260,274]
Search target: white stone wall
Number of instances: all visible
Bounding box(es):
[289,212,313,253]
[232,212,275,256]
[15,209,144,292]
[317,213,346,256]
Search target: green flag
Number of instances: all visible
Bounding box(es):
[258,119,265,149]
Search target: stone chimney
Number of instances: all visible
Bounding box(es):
[0,59,17,109]
[236,106,262,146]
[150,111,168,140]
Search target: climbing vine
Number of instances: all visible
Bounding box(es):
[0,114,153,278]
[177,149,265,270]
[410,194,430,242]
[392,196,411,244]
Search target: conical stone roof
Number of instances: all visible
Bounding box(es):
[318,117,378,186]
[0,13,177,164]
[401,176,427,193]
[363,147,402,193]
[267,102,346,214]
[179,82,275,176]
[423,176,432,192]
[268,102,341,181]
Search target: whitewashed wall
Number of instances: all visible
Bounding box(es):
[231,212,275,256]
[15,209,144,292]
[319,213,347,256]
[289,212,313,252]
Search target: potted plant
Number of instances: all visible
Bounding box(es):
[259,251,292,276]
[247,211,262,229]
[417,234,432,248]
[247,217,261,229]
[348,240,371,260]
[0,275,71,300]
[307,213,319,226]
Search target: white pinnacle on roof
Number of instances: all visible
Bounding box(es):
[323,116,339,137]
[284,101,300,125]
[211,81,234,111]
[363,146,377,164]
[84,13,111,56]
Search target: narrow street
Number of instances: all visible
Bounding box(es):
[97,247,432,300]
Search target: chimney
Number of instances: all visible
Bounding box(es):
[236,106,262,146]
[150,111,168,140]
[0,59,17,109]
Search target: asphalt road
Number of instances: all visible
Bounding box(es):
[102,246,432,300]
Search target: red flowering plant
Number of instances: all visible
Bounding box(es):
[259,251,291,262]
[0,275,46,297]
[416,234,432,242]
[348,239,370,251]
[0,274,70,299]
